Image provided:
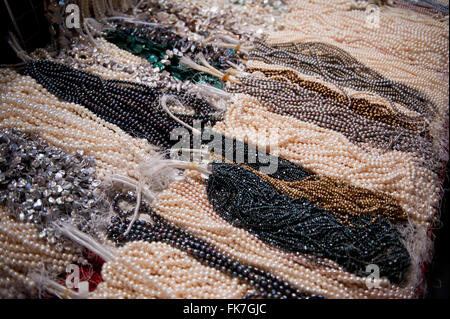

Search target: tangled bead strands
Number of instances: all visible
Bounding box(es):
[268,1,448,74]
[213,95,440,227]
[24,60,219,150]
[103,22,242,86]
[205,162,410,284]
[153,175,414,298]
[0,129,110,245]
[245,67,429,131]
[106,193,318,299]
[391,0,449,17]
[233,162,408,224]
[248,42,436,118]
[0,206,86,298]
[200,132,408,223]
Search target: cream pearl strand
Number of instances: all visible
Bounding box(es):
[152,173,414,299]
[213,95,440,227]
[0,206,84,298]
[92,241,251,299]
[266,1,449,127]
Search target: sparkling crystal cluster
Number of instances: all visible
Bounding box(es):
[0,129,109,248]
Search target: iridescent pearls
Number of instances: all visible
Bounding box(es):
[92,241,250,299]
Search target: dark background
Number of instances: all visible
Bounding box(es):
[0,0,448,299]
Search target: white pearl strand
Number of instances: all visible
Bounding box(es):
[152,173,414,299]
[0,70,157,181]
[213,95,440,227]
[92,241,250,299]
[0,207,83,298]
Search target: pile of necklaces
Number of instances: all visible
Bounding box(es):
[0,0,448,299]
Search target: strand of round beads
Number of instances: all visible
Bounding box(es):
[248,41,437,119]
[242,60,449,176]
[207,152,407,224]
[106,194,317,299]
[269,0,448,74]
[92,241,251,299]
[24,59,219,150]
[244,65,428,130]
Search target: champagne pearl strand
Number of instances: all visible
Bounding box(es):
[0,207,85,298]
[92,241,250,299]
[213,95,440,227]
[152,174,414,299]
[0,70,156,181]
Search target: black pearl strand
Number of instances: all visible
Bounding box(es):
[24,60,219,150]
[107,193,322,300]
